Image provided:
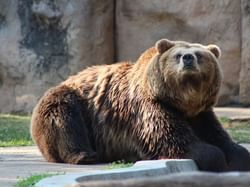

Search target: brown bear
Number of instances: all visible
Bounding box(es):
[31,39,250,171]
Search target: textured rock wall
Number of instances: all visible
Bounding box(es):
[0,0,114,113]
[116,0,241,105]
[0,0,249,113]
[240,0,250,105]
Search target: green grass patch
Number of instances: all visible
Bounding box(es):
[224,122,250,144]
[0,114,33,147]
[219,117,231,125]
[16,173,60,187]
[106,160,133,169]
[219,117,250,143]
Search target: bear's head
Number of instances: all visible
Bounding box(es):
[146,39,222,116]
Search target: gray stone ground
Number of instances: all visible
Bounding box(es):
[0,107,250,187]
[0,146,107,187]
[215,107,250,120]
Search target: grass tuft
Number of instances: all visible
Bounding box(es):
[16,173,60,187]
[0,114,33,147]
[106,160,133,169]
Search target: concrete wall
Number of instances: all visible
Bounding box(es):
[0,0,249,113]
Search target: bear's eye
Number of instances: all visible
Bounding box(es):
[195,52,202,62]
[175,53,182,60]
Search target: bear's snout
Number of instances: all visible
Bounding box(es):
[182,53,195,68]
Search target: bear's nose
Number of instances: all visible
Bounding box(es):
[182,53,195,66]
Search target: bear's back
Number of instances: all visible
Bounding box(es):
[62,62,133,97]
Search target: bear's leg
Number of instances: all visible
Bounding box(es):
[55,109,97,164]
[185,142,227,172]
[189,111,250,171]
[31,87,97,164]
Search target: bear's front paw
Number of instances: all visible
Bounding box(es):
[227,144,250,171]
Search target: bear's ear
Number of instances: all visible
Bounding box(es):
[207,44,221,59]
[155,39,175,54]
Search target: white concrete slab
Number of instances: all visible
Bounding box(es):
[36,159,198,187]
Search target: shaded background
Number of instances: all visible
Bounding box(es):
[0,0,249,114]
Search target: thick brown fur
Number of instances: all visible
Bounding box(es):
[31,39,250,171]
